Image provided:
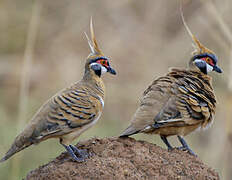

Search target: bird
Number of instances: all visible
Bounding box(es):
[0,19,116,163]
[120,9,222,156]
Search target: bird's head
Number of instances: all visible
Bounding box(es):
[84,18,116,77]
[181,6,222,75]
[191,52,222,75]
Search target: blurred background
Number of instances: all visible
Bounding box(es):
[0,0,231,179]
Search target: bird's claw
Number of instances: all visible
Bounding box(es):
[177,146,197,156]
[70,145,89,159]
[63,144,89,162]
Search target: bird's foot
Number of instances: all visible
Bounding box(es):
[70,145,89,159]
[167,147,174,151]
[63,144,89,162]
[177,146,196,156]
[177,135,197,156]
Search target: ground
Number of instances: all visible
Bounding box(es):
[25,137,219,180]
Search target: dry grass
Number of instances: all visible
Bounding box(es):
[9,1,42,180]
[0,0,231,179]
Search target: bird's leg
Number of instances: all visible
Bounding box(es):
[70,144,89,158]
[62,144,85,162]
[177,135,196,156]
[160,135,173,150]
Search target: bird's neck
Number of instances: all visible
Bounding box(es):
[82,70,105,98]
[188,60,201,72]
[185,68,213,87]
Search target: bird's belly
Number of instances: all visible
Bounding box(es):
[152,124,200,136]
[61,112,102,145]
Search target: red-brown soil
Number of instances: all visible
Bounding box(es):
[25,137,219,180]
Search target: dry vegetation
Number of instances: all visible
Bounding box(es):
[0,0,231,179]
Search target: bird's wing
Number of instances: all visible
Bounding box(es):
[29,86,102,142]
[120,76,176,136]
[150,69,216,129]
[169,69,216,128]
[120,69,216,137]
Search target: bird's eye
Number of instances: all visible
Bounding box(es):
[96,59,109,67]
[102,60,109,67]
[204,57,214,66]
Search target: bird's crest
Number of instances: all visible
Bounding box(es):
[180,4,215,56]
[85,17,104,56]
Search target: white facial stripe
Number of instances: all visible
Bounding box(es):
[194,59,202,63]
[206,64,213,73]
[90,62,98,67]
[101,66,107,75]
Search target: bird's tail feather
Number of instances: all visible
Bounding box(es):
[0,136,33,163]
[119,126,139,138]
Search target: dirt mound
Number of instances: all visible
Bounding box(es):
[25,137,219,180]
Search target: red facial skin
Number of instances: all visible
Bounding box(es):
[96,59,109,68]
[202,57,214,66]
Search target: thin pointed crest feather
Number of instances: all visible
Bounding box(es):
[180,3,215,55]
[84,17,103,55]
[90,17,103,55]
[84,32,95,54]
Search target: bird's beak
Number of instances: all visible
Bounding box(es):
[107,66,116,75]
[213,65,222,73]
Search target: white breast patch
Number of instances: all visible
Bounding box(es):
[99,96,104,108]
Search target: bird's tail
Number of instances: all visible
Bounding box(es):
[0,135,33,163]
[119,126,139,138]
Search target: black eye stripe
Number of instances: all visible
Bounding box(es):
[94,56,108,61]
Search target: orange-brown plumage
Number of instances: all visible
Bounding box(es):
[1,19,116,163]
[120,8,222,155]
